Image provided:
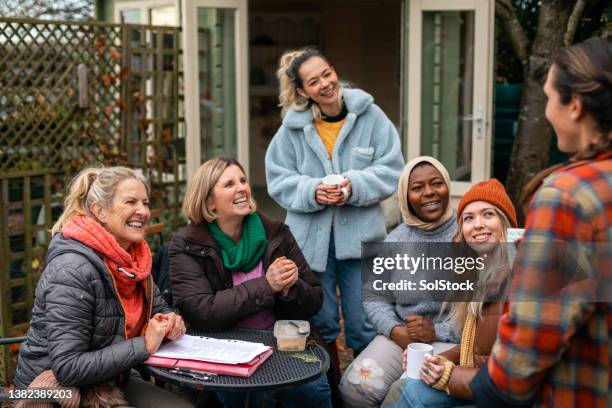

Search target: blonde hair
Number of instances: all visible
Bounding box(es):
[52,166,150,235]
[182,158,257,224]
[443,206,512,331]
[277,47,343,121]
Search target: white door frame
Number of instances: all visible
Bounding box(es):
[182,0,249,180]
[114,0,180,25]
[405,0,495,198]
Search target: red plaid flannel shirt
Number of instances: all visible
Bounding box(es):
[478,152,611,407]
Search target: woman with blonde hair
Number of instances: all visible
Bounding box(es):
[169,157,331,408]
[382,178,517,408]
[14,166,191,407]
[265,46,404,372]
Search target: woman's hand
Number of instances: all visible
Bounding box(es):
[315,184,343,205]
[405,315,437,342]
[279,263,299,297]
[402,348,408,371]
[144,316,168,354]
[266,256,298,293]
[156,312,186,340]
[335,178,352,206]
[390,325,415,349]
[420,355,445,385]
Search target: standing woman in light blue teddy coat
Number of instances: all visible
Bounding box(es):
[265,47,405,362]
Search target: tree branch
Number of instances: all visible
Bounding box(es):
[564,0,588,46]
[495,0,530,63]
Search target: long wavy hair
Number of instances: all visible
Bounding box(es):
[442,207,512,332]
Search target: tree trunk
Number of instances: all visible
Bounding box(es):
[505,0,573,224]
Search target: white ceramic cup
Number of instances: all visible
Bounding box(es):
[321,174,344,186]
[405,342,434,380]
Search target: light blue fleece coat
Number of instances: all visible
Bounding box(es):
[265,88,405,272]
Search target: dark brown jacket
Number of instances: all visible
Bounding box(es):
[439,302,504,400]
[168,212,323,331]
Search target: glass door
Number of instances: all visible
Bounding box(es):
[182,0,248,178]
[405,0,494,197]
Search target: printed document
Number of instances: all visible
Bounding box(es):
[152,335,271,364]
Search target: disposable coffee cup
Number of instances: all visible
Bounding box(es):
[405,342,433,380]
[321,174,344,186]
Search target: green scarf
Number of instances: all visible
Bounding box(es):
[209,213,269,272]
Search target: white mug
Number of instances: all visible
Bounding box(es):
[321,174,344,186]
[405,342,433,380]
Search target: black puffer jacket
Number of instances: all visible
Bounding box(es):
[14,234,171,388]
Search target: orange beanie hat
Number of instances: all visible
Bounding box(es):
[457,179,517,227]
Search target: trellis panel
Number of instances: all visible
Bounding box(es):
[0,18,185,386]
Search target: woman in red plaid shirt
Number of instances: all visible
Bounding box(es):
[470,36,612,407]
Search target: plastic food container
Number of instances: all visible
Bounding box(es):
[273,320,310,351]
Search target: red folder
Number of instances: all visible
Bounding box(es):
[144,347,273,378]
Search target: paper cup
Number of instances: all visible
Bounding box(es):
[321,174,344,186]
[405,343,433,380]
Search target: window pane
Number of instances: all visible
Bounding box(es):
[420,11,475,182]
[121,9,141,24]
[198,8,237,161]
[151,6,177,26]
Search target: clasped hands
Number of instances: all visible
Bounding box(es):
[144,312,185,354]
[391,314,437,349]
[315,178,351,206]
[266,256,298,297]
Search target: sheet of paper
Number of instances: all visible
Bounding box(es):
[152,335,271,364]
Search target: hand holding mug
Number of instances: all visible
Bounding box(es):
[405,342,434,379]
[420,355,445,385]
[315,184,343,205]
[335,177,352,206]
[316,174,346,206]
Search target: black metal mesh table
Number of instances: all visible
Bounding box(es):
[145,328,329,393]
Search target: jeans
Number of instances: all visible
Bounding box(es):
[381,378,475,408]
[216,373,331,408]
[310,235,376,352]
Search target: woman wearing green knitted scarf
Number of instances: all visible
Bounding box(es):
[168,158,331,408]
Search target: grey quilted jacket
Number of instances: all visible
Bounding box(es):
[14,233,171,388]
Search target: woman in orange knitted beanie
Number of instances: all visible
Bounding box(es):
[382,178,516,408]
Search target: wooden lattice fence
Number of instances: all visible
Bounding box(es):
[0,18,186,385]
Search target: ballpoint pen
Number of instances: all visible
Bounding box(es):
[170,368,218,376]
[169,368,217,380]
[169,369,214,381]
